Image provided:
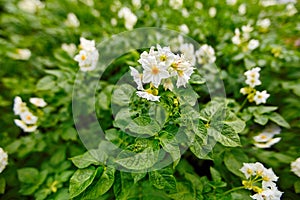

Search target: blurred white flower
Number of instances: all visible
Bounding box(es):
[195,44,216,64]
[11,49,31,60]
[20,111,38,125]
[286,3,298,16]
[257,18,271,30]
[254,137,281,148]
[80,0,94,7]
[132,0,141,8]
[18,0,44,14]
[226,0,237,5]
[248,39,260,51]
[208,7,217,18]
[136,91,160,101]
[238,3,247,15]
[181,8,190,18]
[157,0,163,6]
[291,158,300,177]
[232,28,241,45]
[169,0,183,10]
[80,37,96,52]
[194,2,203,9]
[29,97,47,107]
[74,49,99,71]
[14,119,38,132]
[245,77,261,88]
[0,147,8,174]
[65,13,80,28]
[118,7,137,30]
[180,43,195,65]
[13,96,28,115]
[62,43,77,57]
[179,24,189,34]
[130,66,144,90]
[254,90,270,105]
[111,18,118,26]
[263,124,281,135]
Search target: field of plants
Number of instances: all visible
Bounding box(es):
[0,0,300,199]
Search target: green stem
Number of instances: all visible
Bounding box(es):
[236,98,248,114]
[223,186,245,196]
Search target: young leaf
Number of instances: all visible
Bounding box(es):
[268,112,290,128]
[70,151,100,169]
[17,168,39,184]
[149,169,177,192]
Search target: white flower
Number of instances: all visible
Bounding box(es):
[244,67,261,80]
[80,0,94,6]
[195,44,216,64]
[171,55,194,88]
[245,78,261,88]
[132,0,141,8]
[138,54,170,88]
[248,39,260,51]
[18,0,44,14]
[74,49,99,71]
[62,43,77,57]
[232,28,241,45]
[14,119,38,132]
[240,87,249,95]
[118,7,137,30]
[20,111,38,124]
[251,188,282,200]
[253,132,276,143]
[286,3,298,16]
[111,18,118,26]
[254,90,270,105]
[179,24,189,34]
[65,13,80,28]
[29,97,47,107]
[262,168,279,183]
[0,147,8,174]
[130,67,144,90]
[11,49,31,60]
[257,18,271,29]
[194,2,203,9]
[13,96,28,115]
[136,91,160,101]
[208,7,217,18]
[79,37,96,52]
[226,0,237,5]
[156,44,176,66]
[179,43,196,65]
[238,3,247,15]
[263,124,281,135]
[181,8,190,18]
[169,0,183,10]
[291,158,300,177]
[240,163,256,179]
[254,138,281,148]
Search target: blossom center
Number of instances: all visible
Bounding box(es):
[151,66,160,75]
[160,54,167,61]
[81,55,86,60]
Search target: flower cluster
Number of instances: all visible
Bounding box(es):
[240,67,270,105]
[291,157,300,178]
[118,7,137,30]
[253,124,281,148]
[0,147,8,174]
[74,37,99,72]
[240,162,283,200]
[18,0,44,14]
[130,44,195,101]
[13,96,46,132]
[232,24,259,51]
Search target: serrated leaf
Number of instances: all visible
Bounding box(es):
[149,169,177,192]
[69,167,97,198]
[268,112,290,128]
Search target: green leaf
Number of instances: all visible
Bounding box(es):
[70,151,101,169]
[18,168,39,184]
[268,112,290,128]
[244,58,256,69]
[149,103,167,127]
[295,181,300,193]
[190,73,206,84]
[224,110,245,133]
[36,76,56,91]
[253,113,269,125]
[111,84,135,107]
[190,134,214,160]
[149,168,177,192]
[210,167,222,182]
[127,116,161,136]
[255,106,278,114]
[132,172,147,184]
[115,147,158,171]
[168,182,195,200]
[211,125,241,147]
[0,177,5,194]
[159,131,181,165]
[80,167,115,199]
[69,167,97,198]
[224,149,248,178]
[61,127,77,141]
